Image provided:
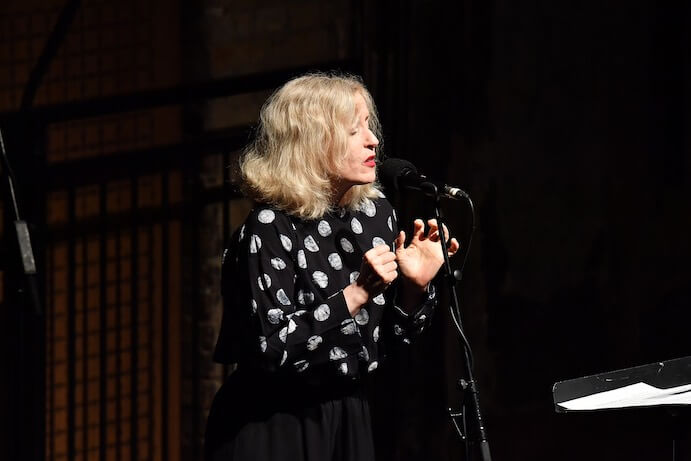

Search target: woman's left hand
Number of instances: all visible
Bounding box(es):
[394,218,460,290]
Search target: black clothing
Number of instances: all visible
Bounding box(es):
[205,195,437,460]
[205,368,375,461]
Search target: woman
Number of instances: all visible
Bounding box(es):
[205,73,459,461]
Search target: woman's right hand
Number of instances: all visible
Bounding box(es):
[343,244,398,315]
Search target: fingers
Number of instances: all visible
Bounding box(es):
[427,219,440,242]
[408,218,460,255]
[395,230,406,252]
[365,245,396,263]
[448,237,460,256]
[410,218,445,242]
[362,245,398,286]
[381,260,398,274]
[369,243,391,256]
[426,219,451,243]
[412,219,425,241]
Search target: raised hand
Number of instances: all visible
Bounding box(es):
[343,244,398,315]
[395,218,460,291]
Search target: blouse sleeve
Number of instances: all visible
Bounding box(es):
[385,205,439,344]
[235,208,363,373]
[388,284,438,344]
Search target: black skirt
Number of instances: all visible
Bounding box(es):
[204,368,376,461]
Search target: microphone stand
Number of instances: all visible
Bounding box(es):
[0,126,42,316]
[418,181,491,461]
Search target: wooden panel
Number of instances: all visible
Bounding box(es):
[45,174,183,460]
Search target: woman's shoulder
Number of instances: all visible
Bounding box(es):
[242,195,393,233]
[244,203,295,229]
[238,203,300,252]
[354,191,394,220]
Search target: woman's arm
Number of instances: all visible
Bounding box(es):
[234,209,363,373]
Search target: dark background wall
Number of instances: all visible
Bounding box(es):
[376,1,691,460]
[1,1,689,460]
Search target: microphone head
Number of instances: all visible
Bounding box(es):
[379,158,417,188]
[378,157,417,192]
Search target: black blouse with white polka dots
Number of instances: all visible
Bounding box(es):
[213,195,437,380]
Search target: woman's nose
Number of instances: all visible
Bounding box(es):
[368,129,379,146]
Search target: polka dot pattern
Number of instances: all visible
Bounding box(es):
[340,237,354,253]
[270,257,286,270]
[340,319,358,335]
[257,209,275,223]
[359,345,370,361]
[217,199,437,378]
[249,234,261,253]
[267,308,283,324]
[276,289,291,306]
[280,234,292,252]
[294,360,309,372]
[351,217,363,234]
[297,250,307,269]
[278,319,297,342]
[372,236,386,248]
[306,335,323,351]
[360,198,376,217]
[317,220,332,237]
[355,308,369,326]
[304,235,319,252]
[314,304,330,321]
[330,347,348,361]
[327,253,343,270]
[297,290,314,306]
[312,271,329,288]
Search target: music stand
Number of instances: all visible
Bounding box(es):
[553,356,691,461]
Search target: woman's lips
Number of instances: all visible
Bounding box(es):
[364,155,376,167]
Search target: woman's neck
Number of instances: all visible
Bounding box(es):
[332,181,353,208]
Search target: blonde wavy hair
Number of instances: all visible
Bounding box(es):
[239,73,383,220]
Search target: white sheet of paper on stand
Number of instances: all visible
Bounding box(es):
[558,382,691,411]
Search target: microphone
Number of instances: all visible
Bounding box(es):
[379,158,469,200]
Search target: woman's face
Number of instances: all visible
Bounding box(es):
[333,92,379,196]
